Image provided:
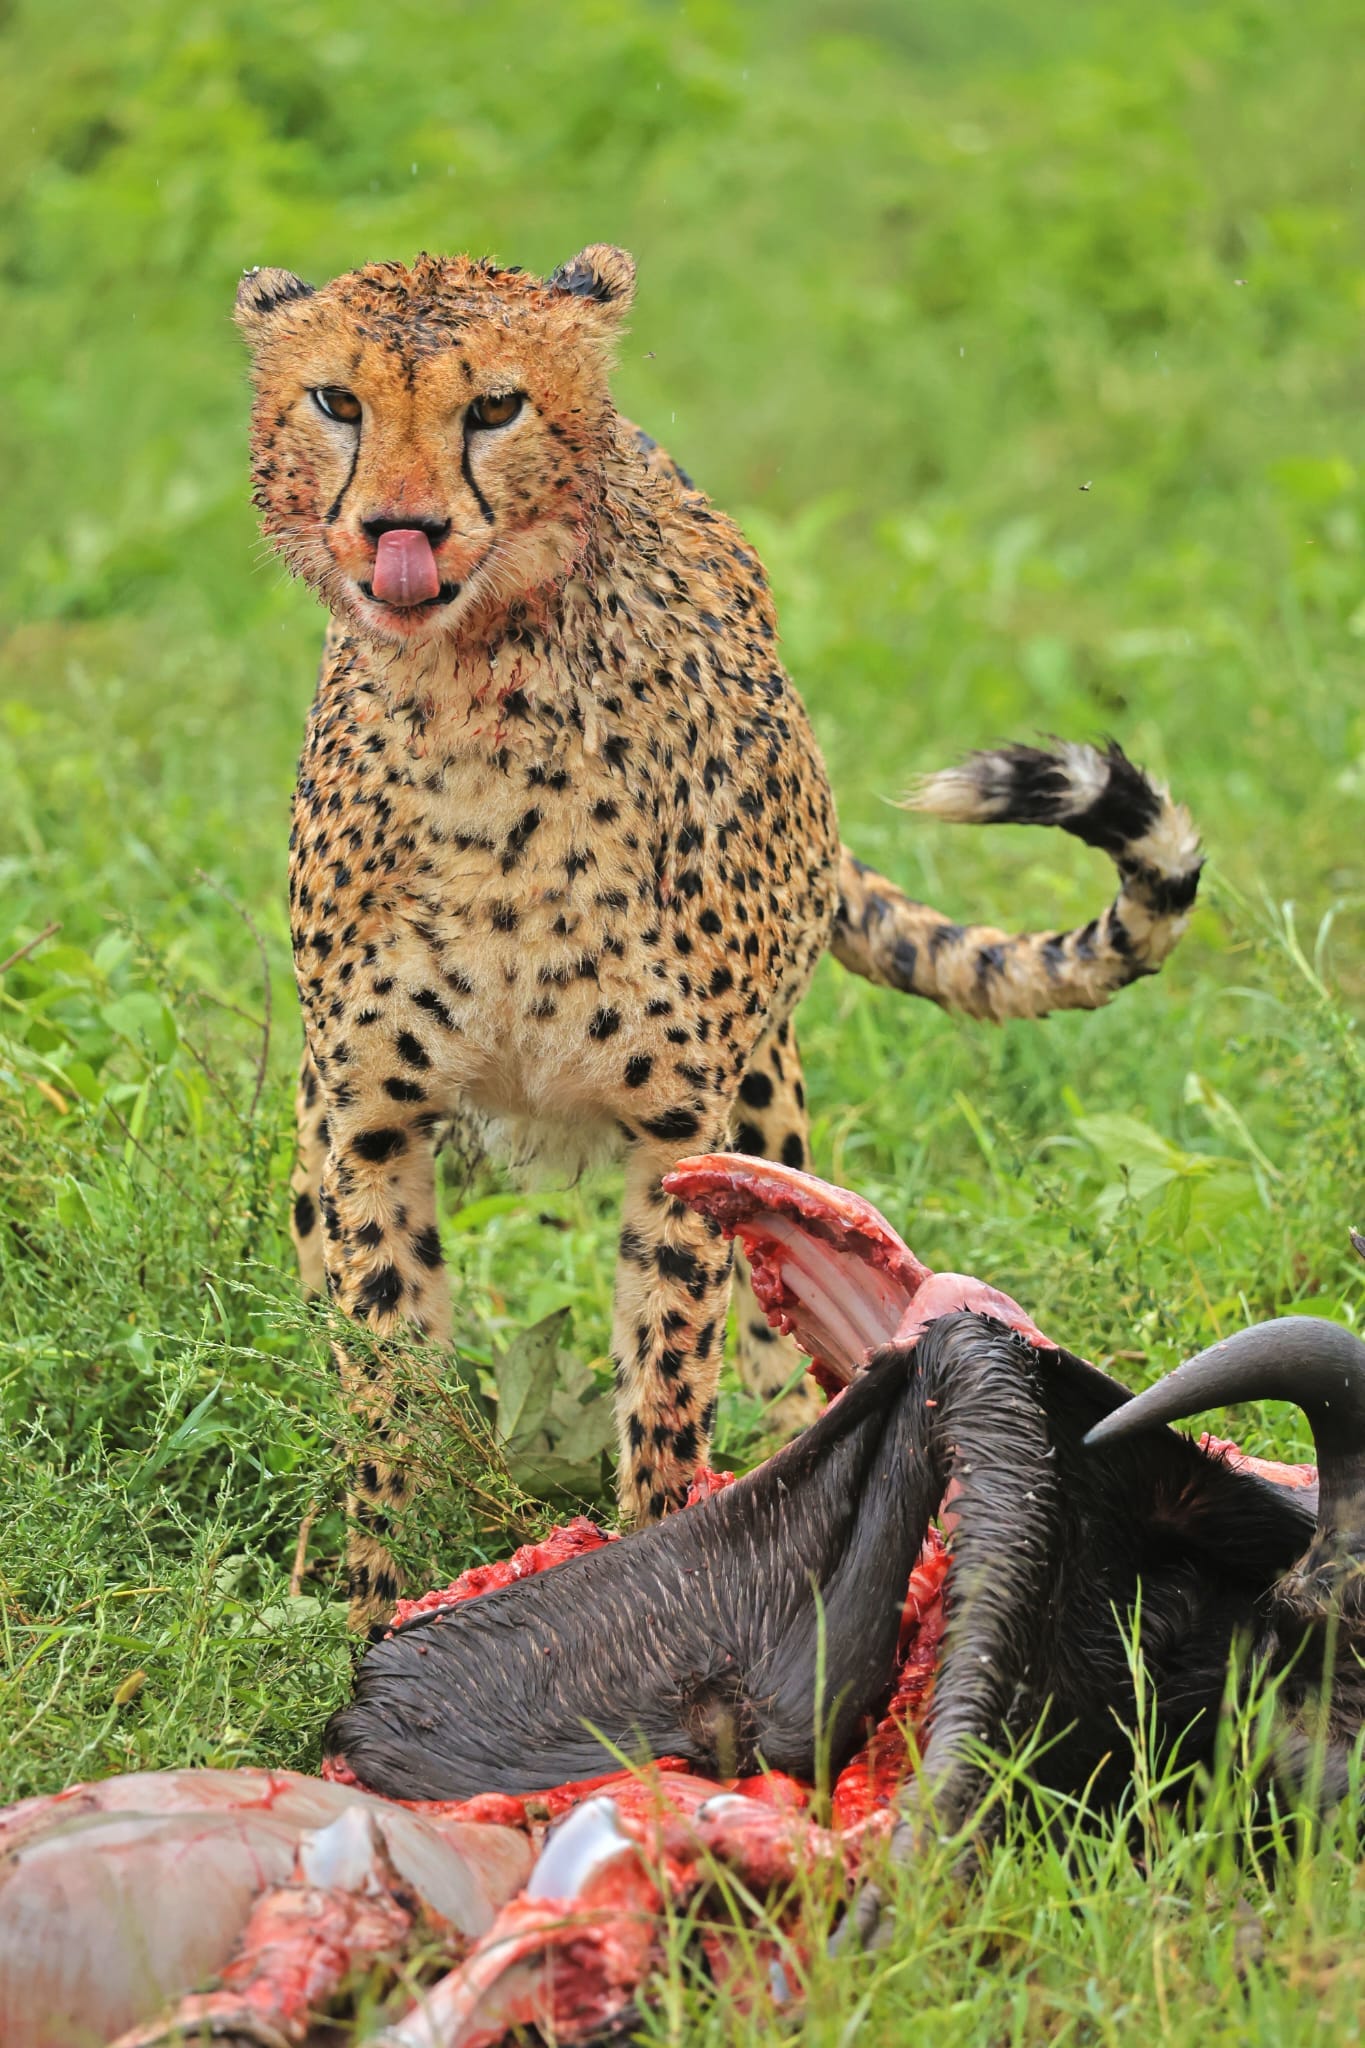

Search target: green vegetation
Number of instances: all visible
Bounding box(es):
[3,0,1364,2036]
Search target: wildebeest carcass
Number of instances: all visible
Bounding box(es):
[8,1158,1364,2043]
[329,1154,1360,1868]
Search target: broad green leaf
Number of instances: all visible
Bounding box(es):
[494,1307,572,1448]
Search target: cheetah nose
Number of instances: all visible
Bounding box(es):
[369,529,444,607]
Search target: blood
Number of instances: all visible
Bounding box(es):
[387,1514,618,1632]
[1199,1432,1318,1491]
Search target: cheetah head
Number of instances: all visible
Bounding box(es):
[235,245,636,647]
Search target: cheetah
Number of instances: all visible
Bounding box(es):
[235,244,1203,1631]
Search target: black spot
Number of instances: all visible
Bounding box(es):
[384,1076,426,1102]
[738,1070,774,1110]
[734,1121,765,1156]
[781,1131,806,1170]
[589,1006,622,1041]
[412,1224,443,1268]
[890,937,919,992]
[353,1127,407,1163]
[412,988,455,1030]
[359,1263,403,1314]
[656,1243,701,1285]
[503,808,543,868]
[658,1346,685,1380]
[708,966,733,996]
[293,1191,316,1238]
[619,1225,649,1265]
[642,1107,702,1143]
[624,1054,653,1087]
[395,1031,430,1068]
[355,1220,385,1248]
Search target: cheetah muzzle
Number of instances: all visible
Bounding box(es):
[236,243,1204,1630]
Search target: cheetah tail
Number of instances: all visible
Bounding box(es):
[829,740,1203,1023]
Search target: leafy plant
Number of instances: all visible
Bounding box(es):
[492,1309,615,1502]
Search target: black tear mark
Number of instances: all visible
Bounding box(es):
[324,426,362,527]
[461,429,495,525]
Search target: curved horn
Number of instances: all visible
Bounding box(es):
[1085,1316,1365,1548]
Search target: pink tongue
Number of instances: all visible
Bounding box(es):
[371,529,441,607]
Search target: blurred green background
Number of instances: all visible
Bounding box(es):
[5,2,1365,2032]
[2,0,1365,1869]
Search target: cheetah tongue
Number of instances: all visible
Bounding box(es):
[371,529,442,607]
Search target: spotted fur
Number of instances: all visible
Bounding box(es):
[238,246,1201,1629]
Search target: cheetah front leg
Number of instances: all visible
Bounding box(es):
[313,1097,452,1634]
[289,1045,328,1301]
[613,1135,735,1526]
[730,1019,823,1435]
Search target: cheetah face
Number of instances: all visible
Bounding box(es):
[235,246,636,648]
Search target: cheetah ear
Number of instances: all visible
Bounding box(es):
[234,266,316,337]
[548,245,636,328]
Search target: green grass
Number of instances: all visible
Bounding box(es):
[3,0,1365,2036]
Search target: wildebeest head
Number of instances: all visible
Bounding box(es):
[328,1157,1361,1839]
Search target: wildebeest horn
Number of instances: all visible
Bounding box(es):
[1085,1316,1365,1549]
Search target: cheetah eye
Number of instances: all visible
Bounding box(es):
[312,387,362,425]
[468,391,525,431]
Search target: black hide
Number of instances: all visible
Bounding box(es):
[327,1316,1327,1814]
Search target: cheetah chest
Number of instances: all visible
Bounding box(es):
[303,736,710,1168]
